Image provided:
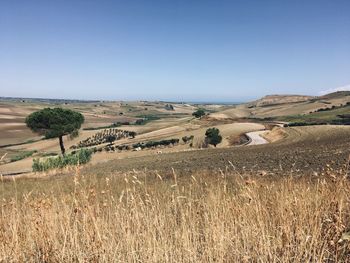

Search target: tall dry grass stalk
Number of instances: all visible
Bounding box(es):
[1,169,350,262]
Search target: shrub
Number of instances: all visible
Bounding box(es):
[205,128,222,147]
[32,149,93,172]
[118,145,126,151]
[129,131,137,138]
[192,109,206,118]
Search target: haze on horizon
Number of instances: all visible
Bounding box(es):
[0,0,349,102]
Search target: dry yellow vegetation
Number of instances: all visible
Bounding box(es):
[1,168,350,262]
[262,126,288,142]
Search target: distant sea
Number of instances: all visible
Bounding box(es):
[164,101,245,105]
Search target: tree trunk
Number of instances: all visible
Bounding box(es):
[59,135,65,155]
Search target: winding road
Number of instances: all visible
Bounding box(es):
[245,130,268,145]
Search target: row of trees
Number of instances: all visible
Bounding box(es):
[73,129,136,148]
[132,138,180,150]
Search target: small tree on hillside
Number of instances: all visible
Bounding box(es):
[192,109,206,118]
[26,108,84,155]
[106,135,116,145]
[129,131,137,138]
[205,128,222,147]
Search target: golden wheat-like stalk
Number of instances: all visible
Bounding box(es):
[0,169,349,262]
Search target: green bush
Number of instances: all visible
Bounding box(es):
[192,109,206,118]
[205,128,222,147]
[32,149,93,172]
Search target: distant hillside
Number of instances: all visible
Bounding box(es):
[251,95,314,107]
[250,91,350,107]
[317,91,350,100]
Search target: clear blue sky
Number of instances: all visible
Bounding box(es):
[1,0,349,102]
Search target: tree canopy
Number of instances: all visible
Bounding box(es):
[192,109,206,118]
[26,108,84,154]
[106,134,116,145]
[205,128,222,147]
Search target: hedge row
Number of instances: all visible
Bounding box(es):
[132,138,179,149]
[284,122,327,127]
[103,145,131,152]
[284,119,350,127]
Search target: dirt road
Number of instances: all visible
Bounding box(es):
[246,130,268,145]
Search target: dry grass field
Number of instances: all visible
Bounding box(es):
[1,168,350,262]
